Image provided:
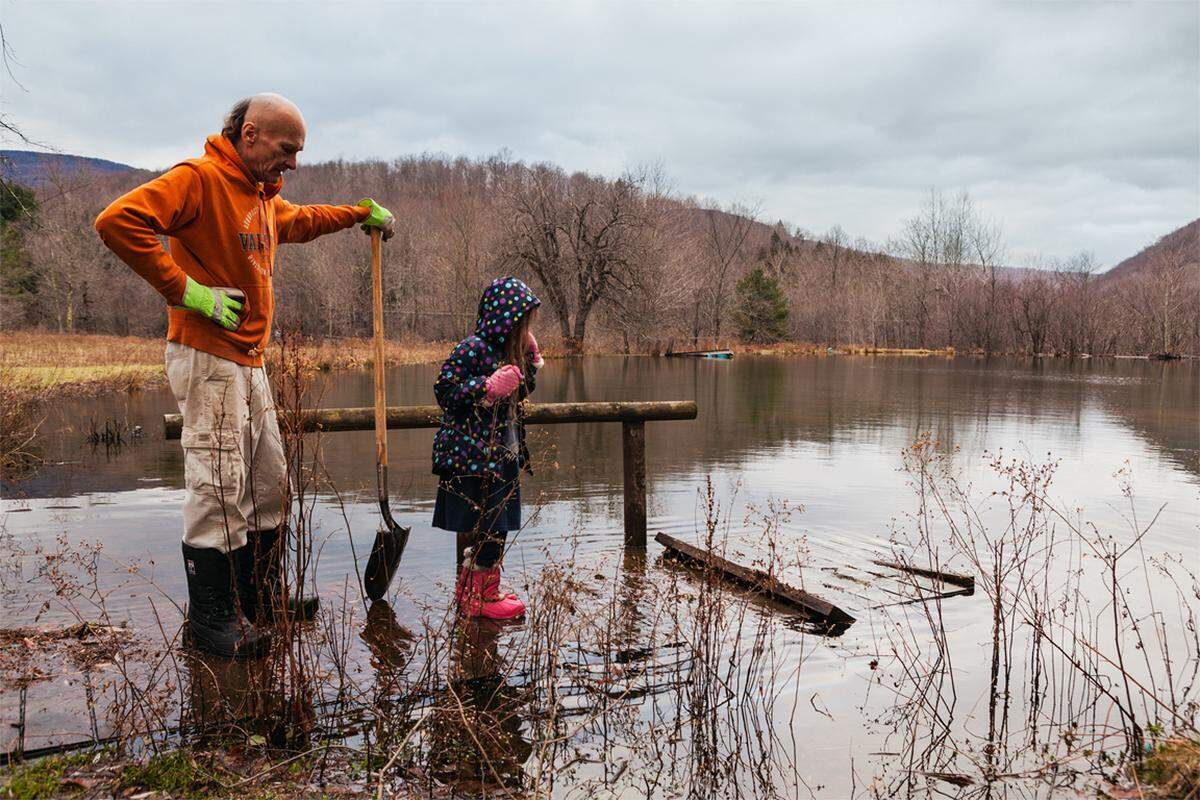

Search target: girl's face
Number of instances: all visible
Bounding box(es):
[525,307,538,332]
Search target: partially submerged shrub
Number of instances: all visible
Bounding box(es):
[0,380,44,482]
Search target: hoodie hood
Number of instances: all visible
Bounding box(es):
[474,276,540,345]
[203,134,284,199]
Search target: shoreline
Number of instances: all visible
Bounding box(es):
[0,332,1192,401]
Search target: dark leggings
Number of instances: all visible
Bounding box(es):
[458,530,508,570]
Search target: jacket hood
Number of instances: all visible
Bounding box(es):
[474,277,540,346]
[203,134,284,199]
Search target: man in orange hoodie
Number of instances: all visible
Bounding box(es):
[96,93,394,659]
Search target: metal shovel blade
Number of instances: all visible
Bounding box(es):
[364,523,409,602]
[364,466,409,601]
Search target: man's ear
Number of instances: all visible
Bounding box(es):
[241,121,258,144]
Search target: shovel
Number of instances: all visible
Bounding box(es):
[363,228,411,601]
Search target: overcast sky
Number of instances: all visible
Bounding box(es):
[2,1,1196,266]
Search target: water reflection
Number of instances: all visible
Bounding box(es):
[360,600,415,673]
[182,651,281,745]
[9,357,1197,503]
[3,355,1197,796]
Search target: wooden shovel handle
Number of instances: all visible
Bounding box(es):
[370,229,388,470]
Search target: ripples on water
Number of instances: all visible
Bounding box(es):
[2,355,1197,795]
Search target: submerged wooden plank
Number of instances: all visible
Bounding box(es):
[655,533,856,627]
[870,559,975,592]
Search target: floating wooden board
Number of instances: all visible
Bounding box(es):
[870,559,975,592]
[655,533,855,628]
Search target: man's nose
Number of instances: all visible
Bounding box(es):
[285,154,297,171]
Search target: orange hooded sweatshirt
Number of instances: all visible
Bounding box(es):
[95,134,371,367]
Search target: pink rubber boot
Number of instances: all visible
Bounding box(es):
[456,562,525,620]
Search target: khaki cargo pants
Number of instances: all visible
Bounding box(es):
[166,342,288,553]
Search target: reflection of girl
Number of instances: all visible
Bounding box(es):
[432,277,543,620]
[427,617,532,789]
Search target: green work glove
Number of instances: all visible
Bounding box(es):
[181,277,243,330]
[358,198,395,241]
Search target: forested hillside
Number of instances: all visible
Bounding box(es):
[0,149,134,187]
[1,152,1196,355]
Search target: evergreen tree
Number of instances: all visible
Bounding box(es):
[1,178,39,319]
[0,177,36,223]
[734,267,789,343]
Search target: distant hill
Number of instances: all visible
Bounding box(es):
[1100,218,1199,284]
[0,149,136,187]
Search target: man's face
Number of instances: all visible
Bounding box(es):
[239,118,305,185]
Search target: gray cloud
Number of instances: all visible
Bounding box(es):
[2,1,1196,265]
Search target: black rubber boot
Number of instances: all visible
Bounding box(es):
[239,526,320,623]
[182,543,271,659]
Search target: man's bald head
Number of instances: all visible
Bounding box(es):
[222,93,307,184]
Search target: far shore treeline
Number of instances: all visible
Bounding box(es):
[1,154,1196,357]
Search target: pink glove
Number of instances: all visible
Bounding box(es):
[484,364,523,403]
[526,331,544,368]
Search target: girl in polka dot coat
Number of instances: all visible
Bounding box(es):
[432,276,543,619]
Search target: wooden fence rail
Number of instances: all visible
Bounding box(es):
[163,400,698,547]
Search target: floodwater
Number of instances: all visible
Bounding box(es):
[2,354,1198,795]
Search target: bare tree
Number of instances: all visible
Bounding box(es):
[0,24,47,149]
[891,189,946,347]
[504,164,571,340]
[1012,270,1054,355]
[504,165,649,352]
[435,161,495,333]
[1125,233,1198,356]
[816,225,849,343]
[560,172,649,350]
[893,190,1012,351]
[696,202,756,343]
[758,223,799,281]
[966,215,1007,355]
[1052,252,1100,357]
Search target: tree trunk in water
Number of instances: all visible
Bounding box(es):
[569,305,591,354]
[552,304,573,349]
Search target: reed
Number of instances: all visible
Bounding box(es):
[0,381,45,481]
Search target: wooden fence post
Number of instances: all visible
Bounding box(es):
[622,420,647,547]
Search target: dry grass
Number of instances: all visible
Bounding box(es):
[848,344,957,356]
[0,332,455,399]
[0,332,166,396]
[1130,737,1200,799]
[0,332,167,369]
[735,341,957,357]
[281,336,453,372]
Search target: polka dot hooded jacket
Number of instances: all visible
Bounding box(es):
[432,277,542,479]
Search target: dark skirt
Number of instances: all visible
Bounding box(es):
[433,458,521,534]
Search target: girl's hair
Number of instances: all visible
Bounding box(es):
[506,309,535,367]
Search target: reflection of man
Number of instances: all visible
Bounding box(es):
[95,93,395,658]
